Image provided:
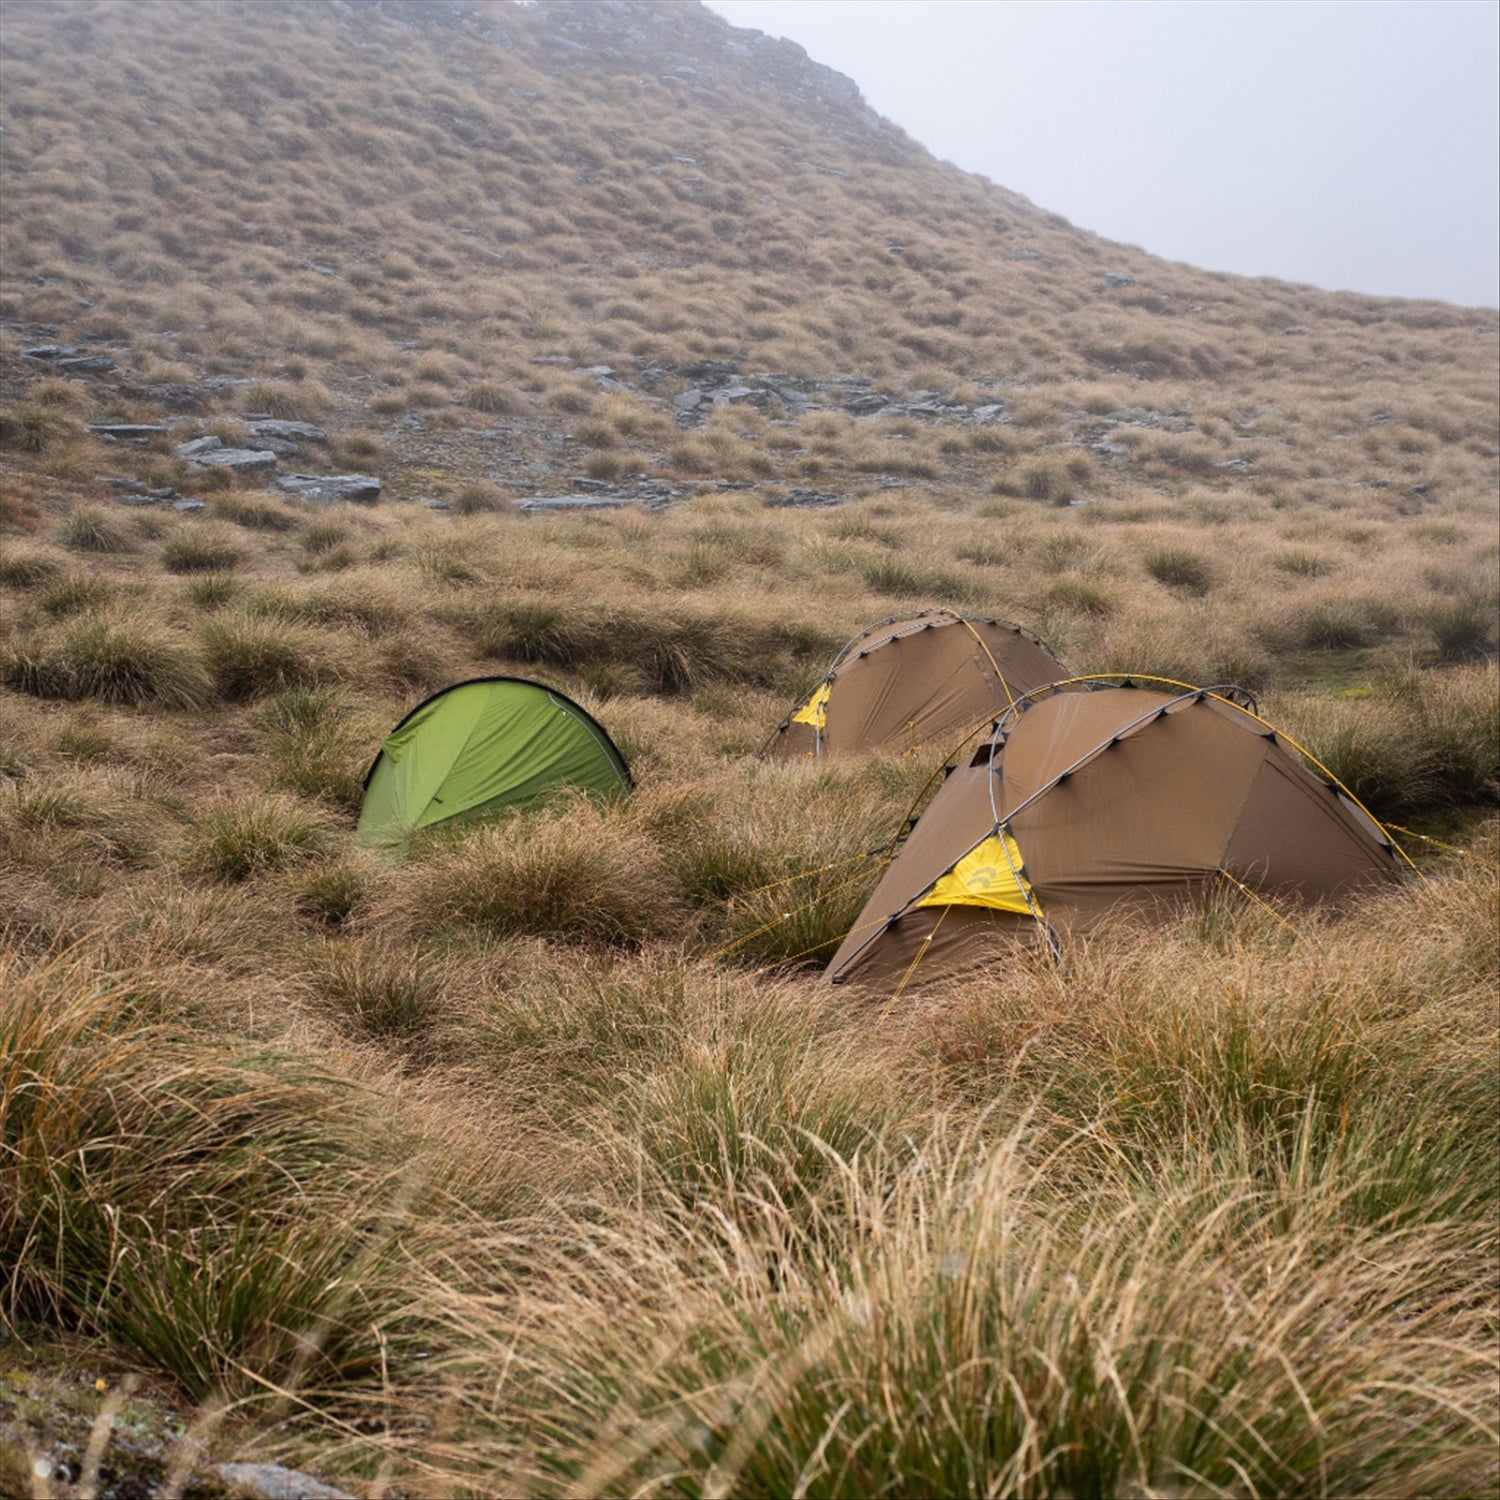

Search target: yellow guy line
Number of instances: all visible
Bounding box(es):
[891,903,951,1001]
[1215,869,1303,935]
[1383,823,1494,865]
[709,866,889,964]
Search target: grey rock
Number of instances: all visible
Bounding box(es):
[713,384,769,408]
[299,259,336,277]
[1104,273,1136,288]
[172,499,206,512]
[97,475,146,491]
[57,355,116,373]
[970,405,1010,424]
[147,487,176,498]
[250,421,328,444]
[673,389,706,411]
[275,473,381,504]
[844,394,890,416]
[1088,442,1128,457]
[1004,250,1044,262]
[212,1462,354,1500]
[194,447,280,474]
[22,344,81,359]
[1281,327,1308,336]
[119,378,245,413]
[175,436,224,458]
[763,487,846,509]
[114,492,161,506]
[517,494,641,514]
[89,424,170,441]
[1215,459,1251,471]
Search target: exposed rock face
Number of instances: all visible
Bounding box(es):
[517,493,646,513]
[276,473,382,504]
[212,1463,354,1500]
[89,424,171,442]
[250,420,328,444]
[200,449,279,472]
[174,435,280,473]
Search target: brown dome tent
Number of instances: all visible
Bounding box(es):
[763,609,1068,761]
[825,679,1411,993]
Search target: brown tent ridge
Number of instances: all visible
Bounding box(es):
[762,609,1068,761]
[825,678,1411,993]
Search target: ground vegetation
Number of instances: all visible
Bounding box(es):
[1,1,1496,1493]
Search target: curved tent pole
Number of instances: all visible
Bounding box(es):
[758,608,1065,758]
[992,674,1421,878]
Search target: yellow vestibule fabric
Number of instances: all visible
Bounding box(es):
[791,682,831,729]
[916,831,1035,915]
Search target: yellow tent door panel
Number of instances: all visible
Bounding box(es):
[916,831,1035,915]
[791,682,831,730]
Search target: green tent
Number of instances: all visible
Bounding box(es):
[356,677,632,847]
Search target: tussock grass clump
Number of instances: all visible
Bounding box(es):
[0,951,416,1399]
[209,492,301,531]
[378,798,684,947]
[0,400,85,452]
[0,767,162,869]
[289,853,380,929]
[298,517,352,556]
[241,378,329,421]
[477,598,837,695]
[402,1119,1496,1499]
[185,792,335,882]
[648,761,918,968]
[252,685,378,810]
[1089,610,1274,692]
[1258,589,1403,653]
[58,505,136,554]
[450,479,512,515]
[278,573,412,637]
[462,379,521,415]
[0,545,64,588]
[36,572,118,616]
[0,615,212,708]
[307,939,444,1047]
[199,612,347,701]
[859,554,969,601]
[1427,591,1498,663]
[181,571,242,608]
[159,523,245,574]
[1143,543,1216,595]
[1271,662,1499,815]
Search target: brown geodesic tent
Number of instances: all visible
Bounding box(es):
[763,609,1068,761]
[825,679,1411,993]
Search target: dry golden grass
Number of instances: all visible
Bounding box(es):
[0,0,1495,1491]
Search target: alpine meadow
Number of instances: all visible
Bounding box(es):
[0,2,1496,1496]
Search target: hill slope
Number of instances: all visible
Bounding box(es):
[2,0,1495,509]
[0,7,1496,1493]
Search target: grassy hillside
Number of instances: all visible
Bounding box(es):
[1,1,1496,1494]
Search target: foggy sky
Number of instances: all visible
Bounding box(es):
[706,0,1500,309]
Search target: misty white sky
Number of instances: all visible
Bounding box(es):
[705,0,1500,309]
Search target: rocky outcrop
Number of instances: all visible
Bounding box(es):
[174,436,279,473]
[276,473,382,504]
